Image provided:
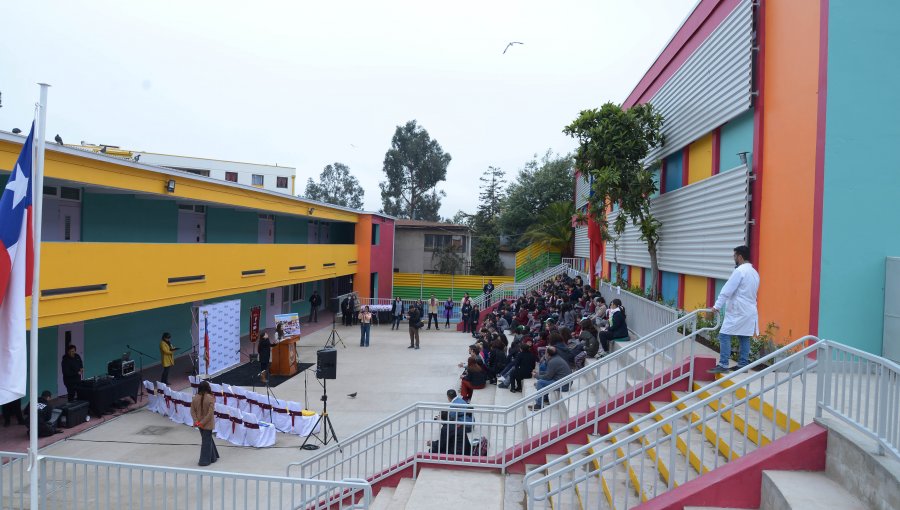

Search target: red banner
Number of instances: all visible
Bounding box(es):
[249,306,261,343]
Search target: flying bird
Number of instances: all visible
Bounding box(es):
[347,392,357,399]
[503,42,524,54]
[54,134,63,145]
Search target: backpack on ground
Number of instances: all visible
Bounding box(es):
[470,435,488,456]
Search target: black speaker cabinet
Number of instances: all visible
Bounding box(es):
[316,348,337,379]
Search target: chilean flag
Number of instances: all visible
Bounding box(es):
[203,315,210,374]
[0,123,35,405]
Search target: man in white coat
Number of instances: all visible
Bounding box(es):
[708,245,760,374]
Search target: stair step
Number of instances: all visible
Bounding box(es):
[713,377,802,434]
[545,453,585,510]
[565,443,612,510]
[649,401,723,474]
[503,473,526,510]
[629,412,696,489]
[404,468,504,509]
[672,391,756,460]
[390,478,416,508]
[692,382,780,448]
[761,470,867,510]
[588,436,642,510]
[608,421,666,502]
[369,486,396,510]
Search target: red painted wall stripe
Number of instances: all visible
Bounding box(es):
[677,274,686,308]
[624,0,744,107]
[681,147,691,186]
[711,127,721,175]
[707,278,716,307]
[660,159,668,194]
[749,0,766,267]
[809,0,829,336]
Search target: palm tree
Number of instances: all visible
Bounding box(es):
[521,201,574,255]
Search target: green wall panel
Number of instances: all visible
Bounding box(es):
[275,215,308,244]
[206,207,258,243]
[82,193,177,242]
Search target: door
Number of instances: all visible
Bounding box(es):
[58,202,81,241]
[308,221,319,244]
[267,287,283,329]
[57,322,85,396]
[258,217,274,244]
[178,211,206,243]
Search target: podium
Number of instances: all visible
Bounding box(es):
[270,337,300,376]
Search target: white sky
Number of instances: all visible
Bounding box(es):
[0,0,696,216]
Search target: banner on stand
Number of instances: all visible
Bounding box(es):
[249,306,261,343]
[274,312,301,339]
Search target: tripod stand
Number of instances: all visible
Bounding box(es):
[300,378,341,451]
[126,344,157,403]
[323,308,346,349]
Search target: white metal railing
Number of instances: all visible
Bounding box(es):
[287,309,720,485]
[0,454,371,510]
[524,335,900,508]
[599,280,681,340]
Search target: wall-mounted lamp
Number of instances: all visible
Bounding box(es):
[166,179,176,193]
[737,152,750,167]
[308,207,315,215]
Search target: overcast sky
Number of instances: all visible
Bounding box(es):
[0,0,696,217]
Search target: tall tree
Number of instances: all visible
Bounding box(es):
[564,102,665,298]
[499,151,574,250]
[304,162,365,209]
[379,120,451,221]
[470,166,506,275]
[521,201,575,255]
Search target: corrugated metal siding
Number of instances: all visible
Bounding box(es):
[645,0,754,163]
[604,165,749,280]
[575,174,591,209]
[574,225,590,258]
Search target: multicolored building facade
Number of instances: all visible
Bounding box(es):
[0,132,394,396]
[584,0,900,356]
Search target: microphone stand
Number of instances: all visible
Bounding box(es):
[126,344,157,403]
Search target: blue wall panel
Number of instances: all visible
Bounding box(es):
[660,271,679,305]
[664,152,683,192]
[719,109,755,172]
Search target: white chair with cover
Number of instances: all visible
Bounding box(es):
[154,382,169,415]
[244,389,259,416]
[231,385,250,413]
[269,397,292,433]
[163,386,177,420]
[143,381,158,412]
[227,406,246,446]
[242,411,276,448]
[286,401,317,436]
[188,375,201,395]
[208,383,225,406]
[251,391,270,421]
[176,392,194,426]
[221,384,237,408]
[214,402,232,441]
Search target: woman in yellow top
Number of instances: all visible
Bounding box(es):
[358,306,373,347]
[190,381,219,466]
[159,332,176,384]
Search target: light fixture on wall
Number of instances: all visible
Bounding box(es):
[166,179,176,193]
[308,207,315,215]
[737,152,750,167]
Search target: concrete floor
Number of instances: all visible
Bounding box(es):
[33,322,476,477]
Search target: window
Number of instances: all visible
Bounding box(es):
[424,234,466,252]
[291,283,302,302]
[276,176,289,189]
[184,169,211,177]
[371,224,380,245]
[252,174,264,186]
[225,172,238,182]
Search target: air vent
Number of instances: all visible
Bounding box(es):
[289,265,306,272]
[348,260,358,265]
[168,275,206,284]
[323,263,336,268]
[42,284,108,297]
[242,269,265,277]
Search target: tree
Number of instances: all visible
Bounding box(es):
[431,244,466,275]
[470,166,506,275]
[564,102,665,298]
[521,201,575,255]
[379,120,451,221]
[499,151,574,250]
[304,162,364,209]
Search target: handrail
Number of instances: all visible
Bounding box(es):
[288,309,720,483]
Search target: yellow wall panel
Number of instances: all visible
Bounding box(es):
[28,242,358,328]
[630,266,643,289]
[683,275,708,311]
[687,134,714,184]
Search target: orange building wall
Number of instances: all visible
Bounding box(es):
[687,134,714,184]
[353,216,373,298]
[757,0,821,342]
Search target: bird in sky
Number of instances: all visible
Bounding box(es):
[347,392,357,399]
[503,42,524,54]
[54,134,63,145]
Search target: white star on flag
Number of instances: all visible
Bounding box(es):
[5,163,29,209]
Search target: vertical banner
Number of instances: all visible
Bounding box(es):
[198,300,241,376]
[249,306,261,343]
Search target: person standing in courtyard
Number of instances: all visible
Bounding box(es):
[483,279,494,307]
[444,296,454,329]
[191,381,219,466]
[308,290,321,322]
[708,245,760,373]
[159,332,176,384]
[427,294,439,330]
[408,304,422,349]
[461,293,472,333]
[391,297,405,330]
[358,305,373,347]
[60,344,83,402]
[257,331,272,383]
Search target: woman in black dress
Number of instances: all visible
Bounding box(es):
[258,331,272,383]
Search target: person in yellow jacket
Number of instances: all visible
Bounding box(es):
[159,332,176,384]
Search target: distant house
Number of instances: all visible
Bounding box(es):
[394,219,472,274]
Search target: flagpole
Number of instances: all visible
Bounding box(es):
[29,82,50,509]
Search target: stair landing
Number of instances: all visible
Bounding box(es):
[403,468,505,510]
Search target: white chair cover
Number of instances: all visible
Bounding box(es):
[188,375,201,395]
[251,391,269,421]
[154,382,169,415]
[221,384,237,408]
[176,392,194,426]
[163,387,177,420]
[208,383,225,406]
[231,386,250,413]
[287,401,319,436]
[242,412,276,448]
[214,402,232,441]
[143,381,158,412]
[269,397,292,433]
[244,389,259,416]
[227,406,246,446]
[169,389,184,424]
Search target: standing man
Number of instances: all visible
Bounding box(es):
[391,297,405,330]
[60,344,84,402]
[408,305,422,350]
[257,331,272,383]
[427,294,439,330]
[308,290,321,323]
[708,245,760,373]
[461,294,472,334]
[483,279,495,307]
[159,332,176,384]
[340,295,351,326]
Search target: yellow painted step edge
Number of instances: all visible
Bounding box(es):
[672,392,740,461]
[692,382,771,447]
[714,377,802,433]
[628,413,677,489]
[648,401,710,476]
[608,423,649,503]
